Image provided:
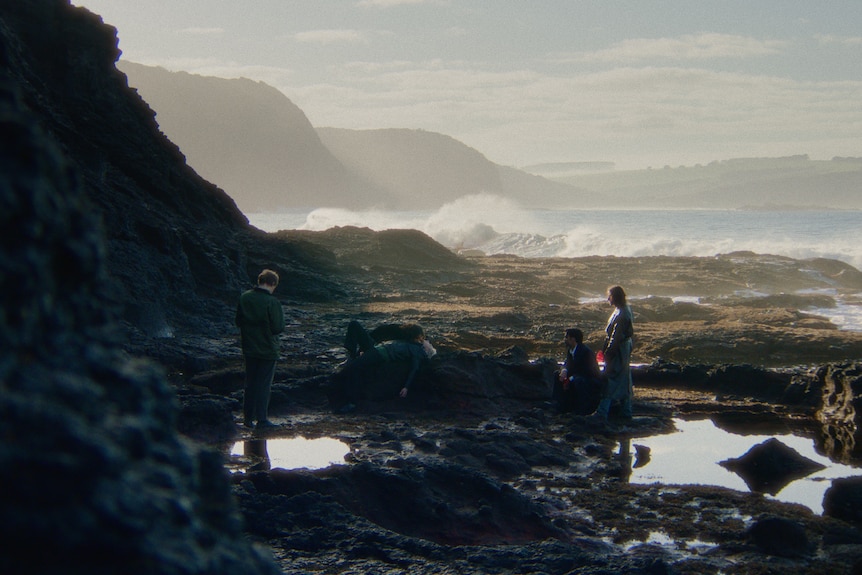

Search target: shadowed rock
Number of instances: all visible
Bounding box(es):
[0,7,279,573]
[746,516,811,558]
[719,437,826,495]
[816,363,862,461]
[237,461,565,546]
[823,476,862,524]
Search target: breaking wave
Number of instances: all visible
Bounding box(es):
[249,193,862,270]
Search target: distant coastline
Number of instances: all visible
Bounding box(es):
[737,204,852,212]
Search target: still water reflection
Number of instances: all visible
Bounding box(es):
[230,437,350,472]
[628,418,862,514]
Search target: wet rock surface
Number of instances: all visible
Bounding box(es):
[719,438,827,495]
[0,65,280,574]
[162,228,862,574]
[171,268,862,573]
[4,2,862,574]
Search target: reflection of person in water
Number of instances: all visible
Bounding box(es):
[331,320,436,413]
[617,438,634,482]
[617,437,651,482]
[244,439,271,472]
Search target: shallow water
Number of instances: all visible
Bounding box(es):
[229,436,350,473]
[627,418,862,514]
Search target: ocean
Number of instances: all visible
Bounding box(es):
[247,195,862,330]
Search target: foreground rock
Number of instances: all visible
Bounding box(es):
[5,2,862,574]
[719,438,826,495]
[211,352,862,574]
[0,72,279,573]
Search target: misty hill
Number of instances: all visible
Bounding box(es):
[316,127,584,209]
[120,63,860,212]
[537,155,862,210]
[120,61,387,212]
[120,63,586,212]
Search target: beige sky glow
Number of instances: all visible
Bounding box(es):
[74,1,862,169]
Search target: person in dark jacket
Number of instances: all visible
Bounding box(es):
[332,320,435,413]
[553,328,602,414]
[236,269,285,428]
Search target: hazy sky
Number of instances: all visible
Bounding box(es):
[72,0,862,170]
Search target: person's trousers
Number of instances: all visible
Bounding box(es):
[243,358,277,424]
[344,320,376,359]
[594,395,632,419]
[343,347,384,403]
[595,339,633,419]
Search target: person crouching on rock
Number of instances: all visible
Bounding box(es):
[331,320,435,413]
[553,328,602,414]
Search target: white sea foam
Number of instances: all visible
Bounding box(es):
[247,196,862,330]
[248,194,862,269]
[811,298,862,332]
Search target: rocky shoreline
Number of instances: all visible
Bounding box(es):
[167,246,862,574]
[3,2,862,574]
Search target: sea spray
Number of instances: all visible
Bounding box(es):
[248,202,862,331]
[247,195,862,270]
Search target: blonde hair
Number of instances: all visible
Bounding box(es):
[257,269,279,287]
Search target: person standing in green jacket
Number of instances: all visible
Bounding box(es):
[236,269,285,429]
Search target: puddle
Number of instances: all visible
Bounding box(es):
[627,418,862,514]
[229,437,350,473]
[622,530,720,556]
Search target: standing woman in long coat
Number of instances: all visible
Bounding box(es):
[591,285,634,421]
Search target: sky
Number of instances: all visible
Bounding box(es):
[72,0,862,170]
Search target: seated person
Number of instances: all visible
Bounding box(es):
[553,328,602,414]
[331,320,436,412]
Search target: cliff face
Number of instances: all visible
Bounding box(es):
[118,63,586,211]
[0,80,281,575]
[0,2,284,572]
[120,62,387,212]
[0,0,345,342]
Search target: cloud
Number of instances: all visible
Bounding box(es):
[572,33,786,64]
[294,29,367,44]
[124,34,860,169]
[177,27,224,36]
[816,34,862,47]
[356,0,432,7]
[282,58,862,168]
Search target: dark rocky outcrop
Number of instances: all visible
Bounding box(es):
[824,476,862,524]
[0,64,278,574]
[746,516,812,558]
[239,461,564,546]
[5,2,862,574]
[279,225,470,271]
[816,363,862,460]
[0,0,347,346]
[719,438,826,495]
